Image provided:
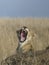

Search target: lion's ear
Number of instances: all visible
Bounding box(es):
[16,30,18,33]
[16,30,20,34]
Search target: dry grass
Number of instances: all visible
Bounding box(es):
[0,18,49,64]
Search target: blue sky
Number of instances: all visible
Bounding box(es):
[0,0,49,17]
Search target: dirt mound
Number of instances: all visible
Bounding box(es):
[1,49,49,65]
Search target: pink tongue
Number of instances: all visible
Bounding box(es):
[21,32,24,37]
[21,33,25,41]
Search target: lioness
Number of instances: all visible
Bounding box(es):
[16,26,47,53]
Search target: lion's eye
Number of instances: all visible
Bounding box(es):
[25,30,27,33]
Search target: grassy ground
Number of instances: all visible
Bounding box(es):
[0,18,49,64]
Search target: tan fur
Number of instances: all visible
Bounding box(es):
[19,28,46,53]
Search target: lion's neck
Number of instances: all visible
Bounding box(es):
[20,35,32,48]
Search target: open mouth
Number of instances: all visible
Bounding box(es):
[20,31,26,42]
[17,27,28,42]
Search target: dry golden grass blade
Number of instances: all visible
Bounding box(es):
[0,18,49,65]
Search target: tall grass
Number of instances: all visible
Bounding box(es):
[0,18,49,63]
